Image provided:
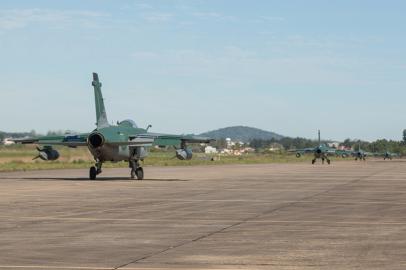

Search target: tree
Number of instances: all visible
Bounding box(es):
[341,139,353,148]
[212,138,227,149]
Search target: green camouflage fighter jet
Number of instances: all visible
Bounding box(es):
[349,143,374,161]
[14,73,213,180]
[369,150,399,160]
[381,151,399,160]
[288,130,336,164]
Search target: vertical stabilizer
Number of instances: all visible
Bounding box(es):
[92,73,109,128]
[318,130,321,145]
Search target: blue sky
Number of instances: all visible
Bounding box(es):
[0,0,405,141]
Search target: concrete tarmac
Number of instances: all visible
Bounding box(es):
[0,161,406,269]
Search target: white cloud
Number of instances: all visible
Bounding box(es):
[192,11,235,21]
[134,3,154,10]
[143,12,174,23]
[0,9,109,31]
[258,15,285,22]
[129,45,391,88]
[131,51,160,60]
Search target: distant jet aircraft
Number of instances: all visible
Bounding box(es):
[14,73,213,180]
[349,144,373,161]
[341,144,398,161]
[289,130,336,164]
[383,151,398,160]
[352,150,368,161]
[376,151,399,160]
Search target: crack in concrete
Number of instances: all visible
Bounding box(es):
[112,165,397,269]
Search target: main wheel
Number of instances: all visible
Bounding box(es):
[312,159,316,164]
[327,159,331,165]
[135,167,144,180]
[89,166,97,180]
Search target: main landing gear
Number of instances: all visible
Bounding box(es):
[321,156,331,165]
[89,160,144,180]
[89,161,103,180]
[312,155,331,165]
[129,159,144,180]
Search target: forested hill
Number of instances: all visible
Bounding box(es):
[199,126,284,142]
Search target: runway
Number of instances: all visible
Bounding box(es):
[0,161,406,269]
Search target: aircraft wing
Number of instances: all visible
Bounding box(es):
[324,148,338,155]
[12,134,89,147]
[14,132,212,148]
[135,133,214,147]
[288,147,315,154]
[13,134,155,147]
[335,149,353,157]
[365,151,376,157]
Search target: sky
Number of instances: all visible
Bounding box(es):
[0,0,405,141]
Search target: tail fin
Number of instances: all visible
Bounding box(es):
[318,130,321,145]
[92,73,109,128]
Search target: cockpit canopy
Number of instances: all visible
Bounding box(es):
[118,119,138,128]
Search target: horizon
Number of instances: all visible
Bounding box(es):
[1,125,401,143]
[1,0,405,141]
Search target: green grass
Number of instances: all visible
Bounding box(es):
[0,145,335,172]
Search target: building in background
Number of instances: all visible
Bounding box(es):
[205,146,218,154]
[3,138,15,145]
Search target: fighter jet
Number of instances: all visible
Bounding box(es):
[289,130,336,164]
[13,73,213,180]
[375,151,399,160]
[350,144,373,161]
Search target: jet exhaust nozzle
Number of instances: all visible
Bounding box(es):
[87,132,105,148]
[176,149,193,160]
